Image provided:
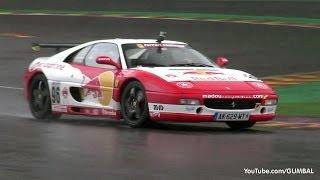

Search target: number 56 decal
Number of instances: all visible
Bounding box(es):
[51,82,60,104]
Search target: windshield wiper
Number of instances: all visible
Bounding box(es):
[137,63,168,67]
[170,63,214,67]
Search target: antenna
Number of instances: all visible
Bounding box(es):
[156,31,167,43]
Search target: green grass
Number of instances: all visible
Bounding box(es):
[0,9,319,26]
[276,81,320,117]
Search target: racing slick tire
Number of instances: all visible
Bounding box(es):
[225,121,256,130]
[121,81,150,128]
[29,73,61,119]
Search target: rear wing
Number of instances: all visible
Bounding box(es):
[32,43,79,52]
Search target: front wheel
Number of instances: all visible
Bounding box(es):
[120,81,150,128]
[225,121,256,130]
[29,73,61,119]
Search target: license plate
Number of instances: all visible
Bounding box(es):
[215,112,250,121]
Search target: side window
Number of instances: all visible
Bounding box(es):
[85,43,120,68]
[69,45,92,64]
[73,46,92,64]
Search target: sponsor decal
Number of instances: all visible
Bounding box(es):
[255,103,261,109]
[30,62,65,71]
[114,79,119,88]
[169,69,193,71]
[190,76,237,81]
[183,70,223,76]
[82,108,117,116]
[101,109,117,116]
[62,87,68,98]
[98,72,114,105]
[176,82,193,88]
[92,109,100,115]
[84,109,91,114]
[251,82,269,89]
[82,71,114,106]
[165,74,178,78]
[52,105,67,112]
[142,43,185,48]
[153,104,164,111]
[202,94,264,99]
[150,112,161,118]
[51,82,61,104]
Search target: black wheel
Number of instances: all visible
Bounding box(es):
[226,121,256,130]
[120,81,150,128]
[29,74,61,119]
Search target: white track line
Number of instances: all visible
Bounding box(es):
[0,112,32,118]
[0,85,23,90]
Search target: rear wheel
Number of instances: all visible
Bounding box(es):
[226,121,256,130]
[120,81,150,128]
[29,74,61,119]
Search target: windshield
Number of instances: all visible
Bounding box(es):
[122,43,217,68]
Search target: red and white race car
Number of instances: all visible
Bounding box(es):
[24,37,277,129]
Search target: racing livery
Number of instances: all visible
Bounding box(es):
[24,38,277,129]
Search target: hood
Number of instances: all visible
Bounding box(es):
[135,67,272,92]
[135,67,259,82]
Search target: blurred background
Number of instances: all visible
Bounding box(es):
[0,0,319,179]
[2,0,320,18]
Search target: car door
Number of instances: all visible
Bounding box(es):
[67,43,121,109]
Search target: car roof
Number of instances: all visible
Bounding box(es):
[87,39,187,45]
[50,39,188,62]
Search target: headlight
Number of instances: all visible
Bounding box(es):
[262,99,277,106]
[179,99,200,105]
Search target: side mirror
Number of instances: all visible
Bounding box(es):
[215,57,229,67]
[96,56,121,69]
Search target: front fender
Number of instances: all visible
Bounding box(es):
[119,69,179,92]
[113,69,181,102]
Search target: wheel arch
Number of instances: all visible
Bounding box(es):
[118,77,144,100]
[24,70,46,100]
[118,78,151,127]
[117,78,147,117]
[26,70,61,119]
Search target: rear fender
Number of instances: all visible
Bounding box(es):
[23,69,44,101]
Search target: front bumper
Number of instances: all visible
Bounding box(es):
[147,91,277,123]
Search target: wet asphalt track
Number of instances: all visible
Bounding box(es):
[2,0,320,18]
[0,15,319,179]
